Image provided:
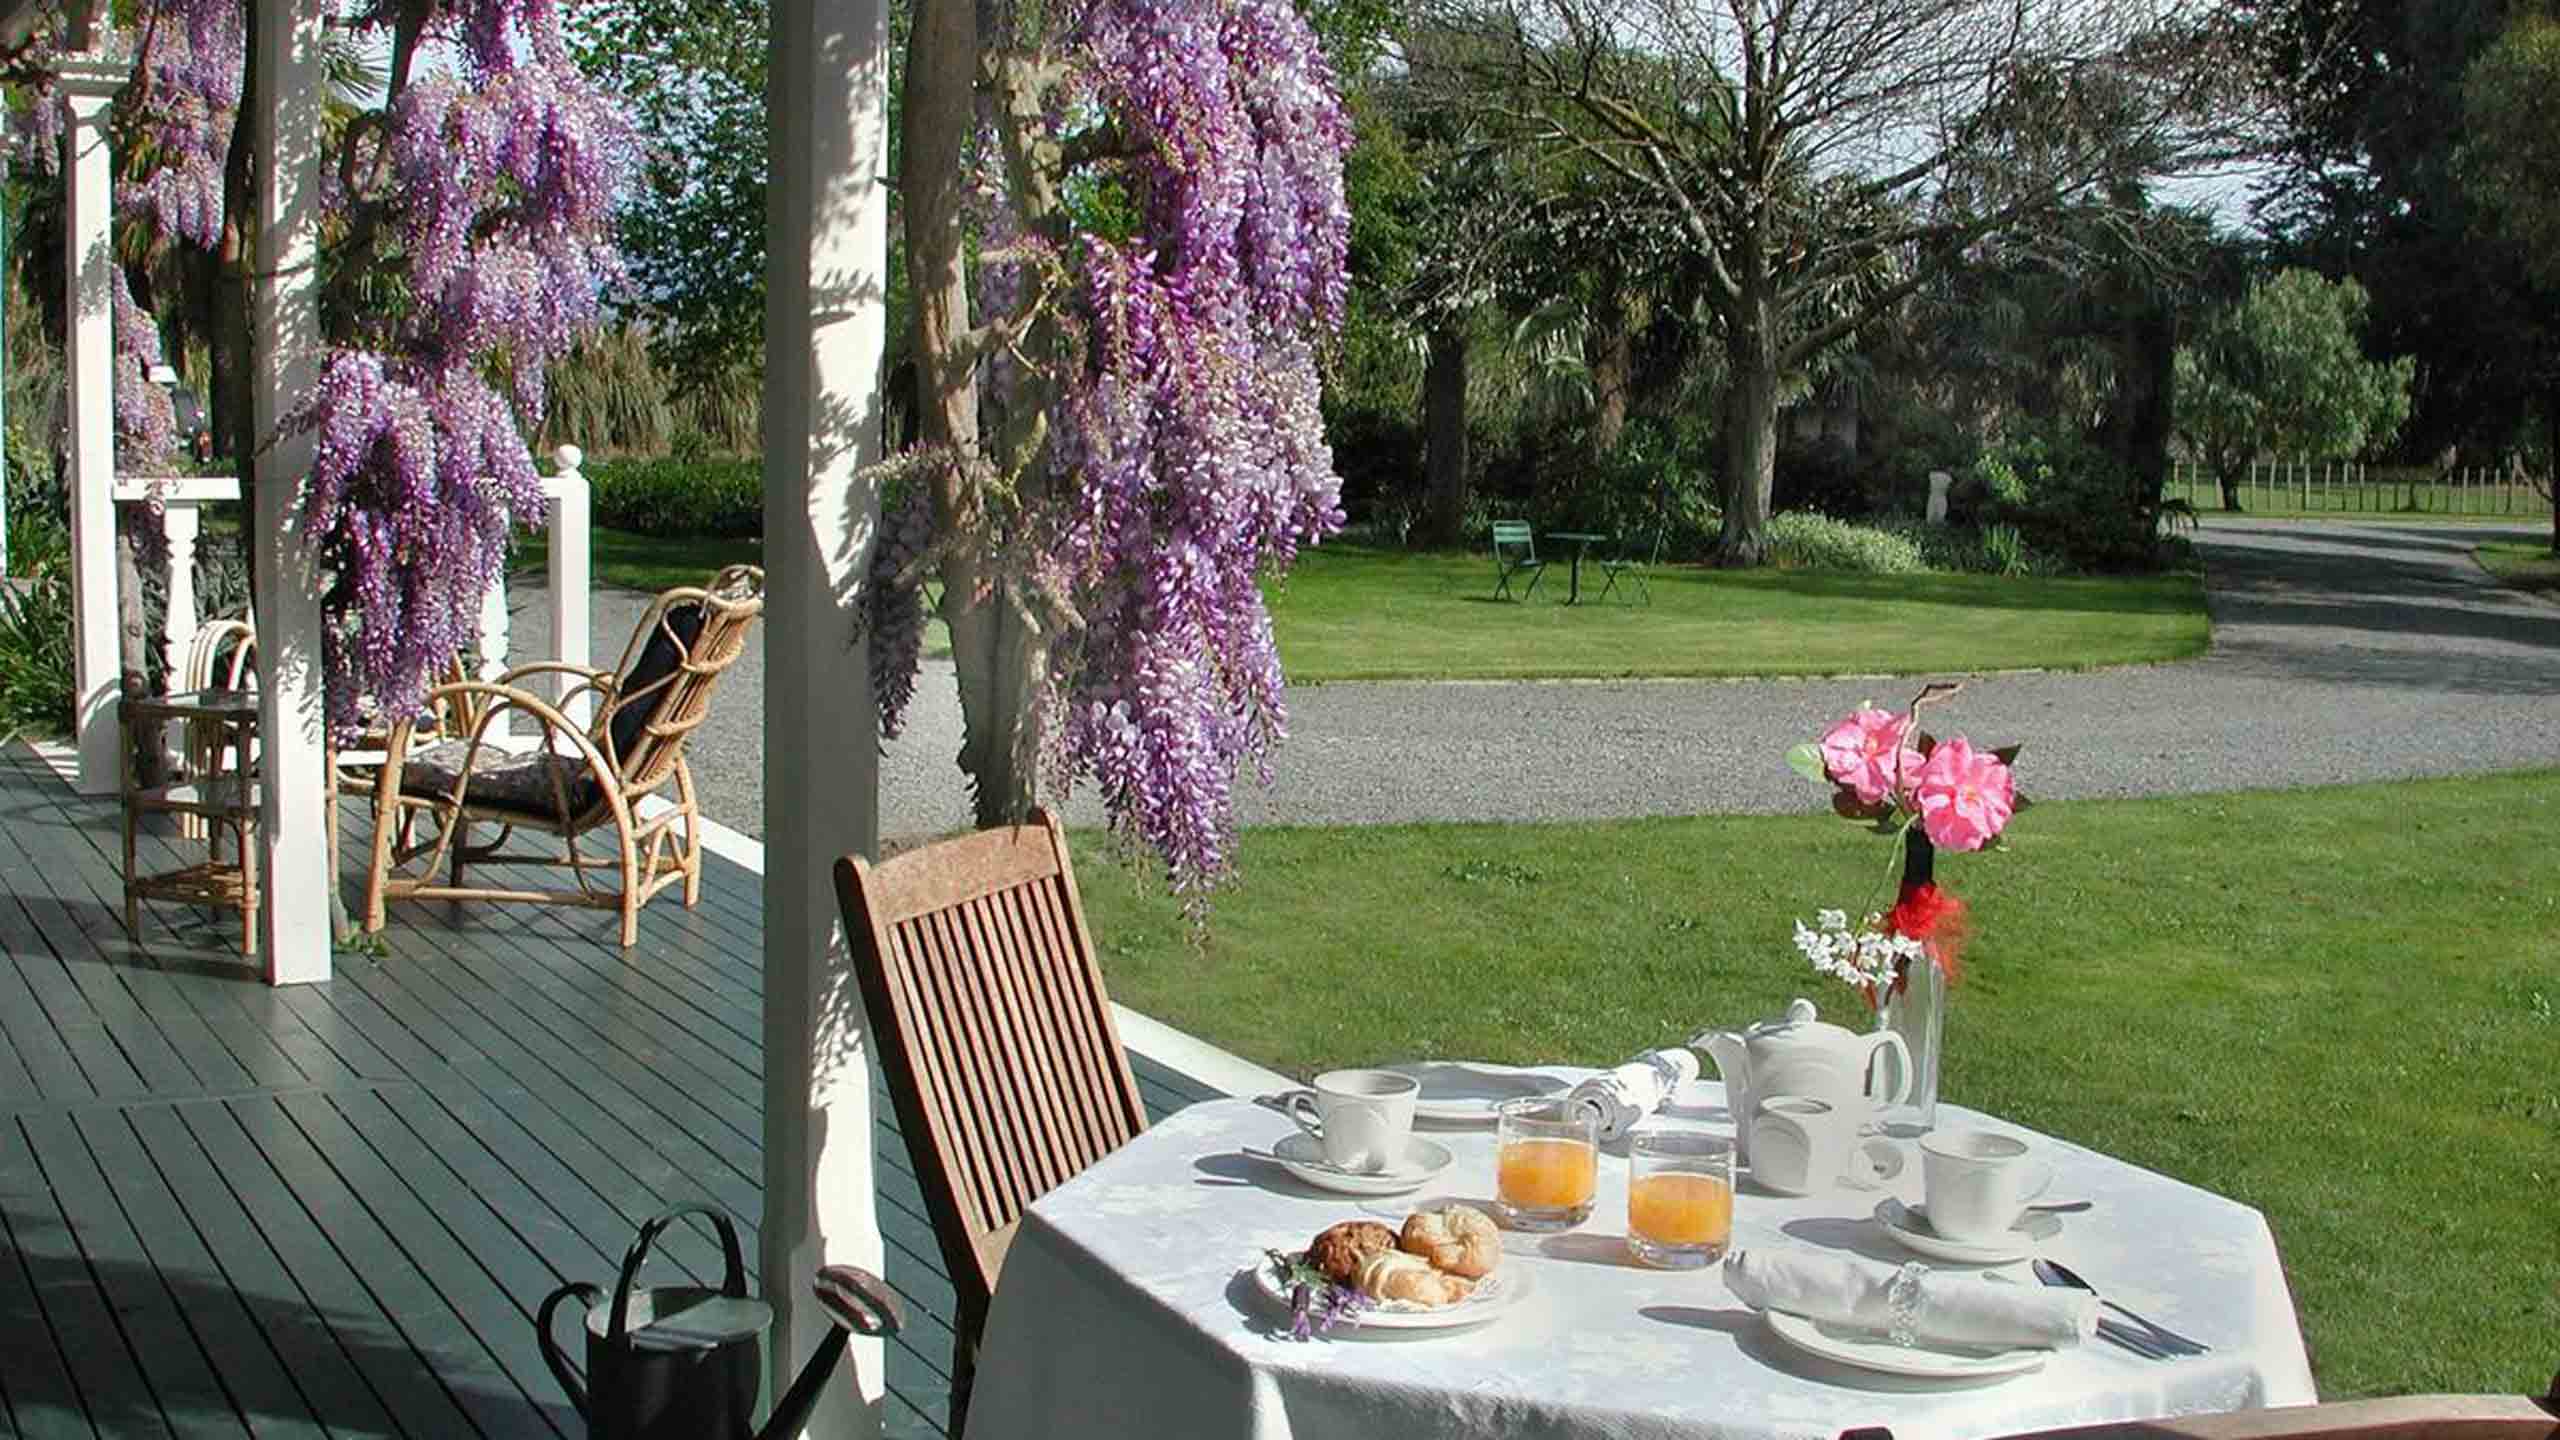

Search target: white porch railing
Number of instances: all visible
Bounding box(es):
[112,444,594,725]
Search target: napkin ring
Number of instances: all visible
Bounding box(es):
[1885,1261,1929,1348]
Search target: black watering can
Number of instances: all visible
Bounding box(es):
[538,1204,902,1440]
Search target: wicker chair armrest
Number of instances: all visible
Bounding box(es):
[374,680,629,823]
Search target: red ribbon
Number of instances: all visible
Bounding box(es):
[1885,881,1968,992]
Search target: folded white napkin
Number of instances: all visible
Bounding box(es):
[1569,1049,1702,1142]
[1724,1247,2097,1350]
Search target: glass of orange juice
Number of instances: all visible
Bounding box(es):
[1494,1097,1600,1231]
[1626,1129,1735,1268]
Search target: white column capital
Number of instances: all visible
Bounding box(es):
[56,54,129,110]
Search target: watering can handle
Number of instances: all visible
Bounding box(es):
[608,1203,750,1344]
[537,1281,601,1419]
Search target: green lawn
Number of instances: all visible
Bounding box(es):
[1079,772,2560,1398]
[2476,541,2560,596]
[512,526,765,595]
[1268,545,2209,681]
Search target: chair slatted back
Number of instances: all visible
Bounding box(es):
[833,810,1147,1321]
[590,565,763,801]
[1492,520,1537,560]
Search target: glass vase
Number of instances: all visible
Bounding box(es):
[1879,826,1944,1133]
[1878,956,1945,1135]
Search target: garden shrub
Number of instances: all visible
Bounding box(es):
[1972,423,2160,572]
[585,456,764,538]
[0,464,74,737]
[1764,510,1926,573]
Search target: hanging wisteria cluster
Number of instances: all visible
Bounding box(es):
[129,0,242,249]
[88,0,631,736]
[286,0,635,735]
[1039,0,1354,893]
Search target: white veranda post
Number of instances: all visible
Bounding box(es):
[250,0,334,984]
[58,52,122,795]
[762,0,890,1430]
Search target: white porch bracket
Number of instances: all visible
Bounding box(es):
[60,50,123,795]
[763,0,891,1430]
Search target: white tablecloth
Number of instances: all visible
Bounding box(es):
[963,1078,2316,1440]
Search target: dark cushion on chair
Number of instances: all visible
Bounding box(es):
[400,740,601,822]
[606,601,706,767]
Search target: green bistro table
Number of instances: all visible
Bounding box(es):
[1545,532,1611,604]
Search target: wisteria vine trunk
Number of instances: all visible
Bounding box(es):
[879,0,1354,898]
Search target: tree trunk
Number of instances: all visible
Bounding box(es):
[2547,382,2559,555]
[1712,297,1781,567]
[1586,289,1630,455]
[2218,470,2245,512]
[1423,323,1469,547]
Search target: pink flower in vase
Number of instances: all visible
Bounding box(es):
[1819,707,1923,807]
[1911,737,2015,851]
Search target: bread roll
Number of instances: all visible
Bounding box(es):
[1306,1220,1398,1287]
[1399,1204,1502,1279]
[1355,1250,1475,1307]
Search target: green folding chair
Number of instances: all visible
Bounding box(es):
[1491,521,1547,601]
[1596,527,1659,605]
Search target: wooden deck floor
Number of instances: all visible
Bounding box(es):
[0,744,1222,1439]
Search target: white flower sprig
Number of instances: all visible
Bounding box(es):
[1792,908,1931,999]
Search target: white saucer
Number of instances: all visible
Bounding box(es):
[1268,1133,1455,1195]
[1763,1308,2051,1379]
[1384,1062,1571,1126]
[1873,1197,2063,1264]
[1252,1254,1533,1333]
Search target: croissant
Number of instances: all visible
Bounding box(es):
[1399,1204,1502,1279]
[1356,1250,1476,1307]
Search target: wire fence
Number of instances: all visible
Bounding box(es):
[2170,459,2556,517]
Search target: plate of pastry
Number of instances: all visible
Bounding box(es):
[1384,1062,1572,1126]
[1255,1205,1531,1334]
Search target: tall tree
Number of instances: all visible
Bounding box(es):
[2174,267,2412,510]
[1416,0,2264,564]
[2461,9,2560,551]
[567,0,769,405]
[2249,0,2557,469]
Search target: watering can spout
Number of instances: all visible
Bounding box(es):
[757,1267,906,1440]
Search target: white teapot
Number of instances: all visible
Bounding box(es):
[1698,998,1911,1163]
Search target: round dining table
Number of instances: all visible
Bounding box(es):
[961,1074,2316,1440]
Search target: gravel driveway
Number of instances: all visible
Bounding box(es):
[504,519,2560,843]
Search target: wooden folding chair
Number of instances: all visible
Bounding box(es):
[832,809,1148,1435]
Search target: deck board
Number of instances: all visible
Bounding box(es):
[0,744,1226,1439]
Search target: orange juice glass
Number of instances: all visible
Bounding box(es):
[1494,1097,1599,1231]
[1626,1129,1734,1268]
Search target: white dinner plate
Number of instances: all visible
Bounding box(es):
[1762,1309,2052,1379]
[1252,1254,1534,1333]
[1267,1133,1455,1196]
[1384,1062,1572,1126]
[1873,1197,2062,1265]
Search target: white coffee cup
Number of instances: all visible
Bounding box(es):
[1749,1095,1906,1196]
[1283,1069,1420,1173]
[1919,1128,2054,1240]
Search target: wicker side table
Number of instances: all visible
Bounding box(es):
[121,687,263,954]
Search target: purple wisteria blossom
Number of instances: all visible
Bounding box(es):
[1032,0,1353,895]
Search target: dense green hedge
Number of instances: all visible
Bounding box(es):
[585,457,763,538]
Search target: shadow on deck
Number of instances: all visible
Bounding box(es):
[0,743,1224,1439]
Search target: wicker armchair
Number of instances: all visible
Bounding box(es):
[362,565,764,947]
